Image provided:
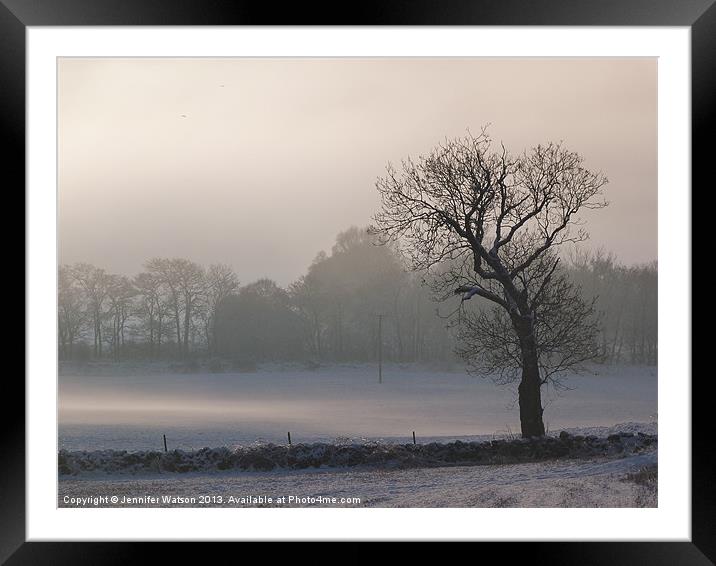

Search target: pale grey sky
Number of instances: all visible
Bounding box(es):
[59,58,657,284]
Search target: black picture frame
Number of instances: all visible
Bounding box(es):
[5,0,707,561]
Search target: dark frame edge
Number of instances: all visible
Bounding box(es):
[691,1,716,563]
[0,0,26,564]
[7,0,710,563]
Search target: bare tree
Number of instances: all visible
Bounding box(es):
[58,265,86,359]
[171,259,205,356]
[144,258,181,353]
[455,259,602,388]
[373,129,608,437]
[134,271,164,357]
[290,273,327,359]
[203,263,239,353]
[104,274,136,361]
[566,250,657,365]
[69,263,112,358]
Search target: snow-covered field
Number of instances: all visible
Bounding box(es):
[58,363,657,508]
[59,363,657,451]
[58,447,657,508]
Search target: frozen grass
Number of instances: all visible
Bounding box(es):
[58,430,656,476]
[58,448,657,508]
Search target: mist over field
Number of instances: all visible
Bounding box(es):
[58,226,657,450]
[59,363,657,452]
[57,57,658,508]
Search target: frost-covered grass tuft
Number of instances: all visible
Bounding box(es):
[623,463,658,487]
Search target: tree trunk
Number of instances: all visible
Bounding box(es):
[517,351,545,437]
[205,318,212,355]
[149,312,154,358]
[183,302,191,357]
[514,316,546,438]
[97,319,102,358]
[174,304,182,357]
[313,313,322,359]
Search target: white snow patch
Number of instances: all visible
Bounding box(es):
[58,449,657,508]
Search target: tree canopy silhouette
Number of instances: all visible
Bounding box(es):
[373,128,608,437]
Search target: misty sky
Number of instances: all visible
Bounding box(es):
[59,58,657,285]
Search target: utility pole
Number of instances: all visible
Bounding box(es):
[378,314,383,384]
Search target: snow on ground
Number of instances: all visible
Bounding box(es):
[59,363,657,451]
[58,426,657,476]
[57,363,657,508]
[58,448,657,508]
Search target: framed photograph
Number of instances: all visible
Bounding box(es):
[8,0,708,560]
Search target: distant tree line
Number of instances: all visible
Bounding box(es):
[58,227,656,366]
[567,249,657,365]
[58,259,239,361]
